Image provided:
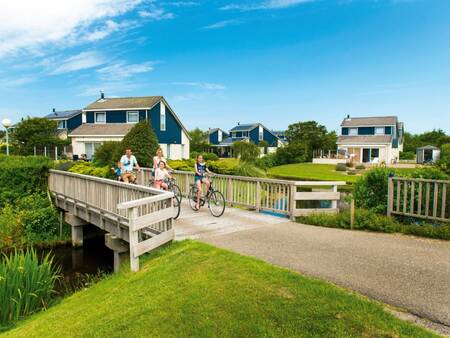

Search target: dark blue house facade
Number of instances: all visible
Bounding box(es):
[44,109,83,138]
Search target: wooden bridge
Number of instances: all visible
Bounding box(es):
[48,169,345,272]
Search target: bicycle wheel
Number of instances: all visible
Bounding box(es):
[188,186,199,211]
[172,195,181,219]
[171,183,183,203]
[208,190,226,217]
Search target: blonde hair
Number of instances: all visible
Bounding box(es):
[156,147,164,157]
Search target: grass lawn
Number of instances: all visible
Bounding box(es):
[3,241,435,338]
[268,163,360,183]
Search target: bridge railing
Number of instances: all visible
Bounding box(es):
[49,170,174,271]
[388,177,449,222]
[137,168,345,219]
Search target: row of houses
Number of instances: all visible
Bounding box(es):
[42,92,406,164]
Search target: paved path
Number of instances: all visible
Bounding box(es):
[175,203,450,327]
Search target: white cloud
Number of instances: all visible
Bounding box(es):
[221,0,314,11]
[0,0,143,57]
[0,76,37,88]
[51,51,106,74]
[202,19,242,30]
[97,61,155,79]
[167,1,199,7]
[172,82,226,90]
[139,8,175,20]
[82,20,137,42]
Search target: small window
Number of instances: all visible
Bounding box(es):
[218,130,222,142]
[259,126,263,141]
[166,144,171,158]
[349,128,358,136]
[95,112,106,124]
[375,127,384,135]
[57,120,66,129]
[160,106,166,131]
[127,111,139,123]
[242,131,248,137]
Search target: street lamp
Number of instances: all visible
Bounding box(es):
[1,118,12,156]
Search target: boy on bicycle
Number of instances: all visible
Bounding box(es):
[119,148,141,183]
[194,154,213,210]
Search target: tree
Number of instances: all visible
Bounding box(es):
[285,121,337,161]
[93,141,123,167]
[12,117,64,155]
[189,128,209,153]
[275,143,307,165]
[403,130,450,153]
[232,141,260,163]
[121,120,159,167]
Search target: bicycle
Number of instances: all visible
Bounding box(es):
[149,172,182,203]
[188,176,226,217]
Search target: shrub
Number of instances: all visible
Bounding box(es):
[399,151,415,160]
[168,159,195,172]
[255,153,279,170]
[234,163,266,178]
[355,164,365,170]
[93,141,123,167]
[121,120,159,168]
[68,162,110,178]
[190,152,219,162]
[208,160,238,175]
[438,143,450,175]
[232,141,260,163]
[353,167,391,213]
[54,160,74,172]
[0,250,59,326]
[335,163,347,172]
[275,143,307,165]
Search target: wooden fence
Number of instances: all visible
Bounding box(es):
[387,177,449,222]
[137,169,345,219]
[48,170,175,271]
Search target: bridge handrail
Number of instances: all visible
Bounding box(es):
[118,192,174,210]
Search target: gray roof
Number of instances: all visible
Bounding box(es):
[85,96,162,110]
[341,116,398,127]
[230,123,258,132]
[45,110,81,119]
[417,145,440,150]
[337,135,392,144]
[69,123,134,137]
[209,128,228,135]
[212,136,249,147]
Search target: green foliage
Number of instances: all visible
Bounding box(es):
[299,208,450,240]
[353,168,392,214]
[207,159,239,175]
[275,143,307,165]
[168,159,195,172]
[190,151,219,162]
[189,128,209,153]
[255,153,279,170]
[0,249,59,326]
[285,121,337,161]
[232,141,260,163]
[335,163,347,172]
[403,129,450,153]
[121,120,158,168]
[0,155,52,207]
[355,164,366,170]
[93,141,123,167]
[68,162,110,178]
[399,151,415,160]
[438,143,450,175]
[12,118,64,155]
[234,163,266,178]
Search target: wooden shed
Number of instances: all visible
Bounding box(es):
[416,145,440,164]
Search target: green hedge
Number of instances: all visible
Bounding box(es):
[298,208,450,240]
[0,155,52,207]
[68,162,111,178]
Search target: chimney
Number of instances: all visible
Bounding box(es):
[237,122,240,125]
[100,90,105,99]
[52,108,56,113]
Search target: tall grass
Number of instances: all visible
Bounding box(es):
[0,249,59,326]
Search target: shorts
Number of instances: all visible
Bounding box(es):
[194,175,204,182]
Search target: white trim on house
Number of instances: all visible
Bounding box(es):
[95,112,106,124]
[126,111,139,123]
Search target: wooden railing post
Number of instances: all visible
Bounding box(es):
[387,177,394,217]
[256,181,261,212]
[129,207,139,272]
[227,177,233,207]
[331,184,338,209]
[289,183,296,221]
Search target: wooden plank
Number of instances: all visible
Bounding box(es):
[133,228,175,258]
[390,177,450,184]
[403,181,408,213]
[132,207,174,232]
[390,210,449,223]
[433,182,439,218]
[129,208,140,272]
[293,208,339,217]
[118,192,173,209]
[425,183,431,217]
[410,181,415,214]
[418,182,422,215]
[441,183,447,220]
[387,177,394,216]
[396,180,401,212]
[294,181,346,186]
[295,192,340,201]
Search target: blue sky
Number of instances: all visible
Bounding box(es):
[0,0,449,134]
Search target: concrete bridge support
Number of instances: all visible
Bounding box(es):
[65,213,87,248]
[105,234,129,273]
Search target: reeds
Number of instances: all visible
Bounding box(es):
[0,249,59,325]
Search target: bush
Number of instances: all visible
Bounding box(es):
[438,143,450,175]
[399,151,415,160]
[234,163,266,178]
[0,155,53,207]
[355,164,365,170]
[0,250,59,326]
[255,153,279,170]
[190,152,219,162]
[335,163,347,172]
[353,167,391,213]
[208,160,238,175]
[168,159,195,172]
[93,141,123,167]
[232,141,260,163]
[68,162,110,178]
[121,120,159,168]
[275,143,307,165]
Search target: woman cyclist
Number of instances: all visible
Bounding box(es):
[194,154,213,210]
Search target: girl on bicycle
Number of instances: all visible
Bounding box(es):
[194,154,213,210]
[154,160,172,191]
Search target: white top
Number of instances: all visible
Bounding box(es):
[154,168,169,181]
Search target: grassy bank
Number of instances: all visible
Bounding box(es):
[3,241,436,337]
[268,163,360,183]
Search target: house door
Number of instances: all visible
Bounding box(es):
[362,148,371,163]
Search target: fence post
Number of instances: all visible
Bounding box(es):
[129,207,139,272]
[331,184,338,209]
[256,181,261,212]
[55,146,58,161]
[350,198,355,230]
[387,177,394,216]
[289,183,296,221]
[227,177,233,207]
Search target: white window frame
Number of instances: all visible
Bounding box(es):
[349,128,358,136]
[242,131,249,137]
[166,144,171,159]
[160,106,166,131]
[57,120,66,129]
[218,130,222,142]
[95,112,106,124]
[375,127,384,135]
[258,126,264,141]
[127,111,139,123]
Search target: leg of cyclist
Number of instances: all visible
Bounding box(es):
[195,178,202,210]
[202,177,210,194]
[122,172,129,183]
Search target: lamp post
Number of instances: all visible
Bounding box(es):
[1,118,12,156]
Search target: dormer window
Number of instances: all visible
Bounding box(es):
[127,111,139,123]
[218,130,222,142]
[258,126,263,141]
[349,128,358,136]
[95,112,106,124]
[57,120,66,129]
[375,127,384,135]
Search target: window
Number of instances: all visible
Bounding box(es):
[57,120,66,129]
[95,112,106,123]
[166,144,171,159]
[375,127,384,135]
[160,104,166,131]
[242,131,248,137]
[258,126,263,141]
[127,111,139,123]
[349,128,358,136]
[218,130,222,142]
